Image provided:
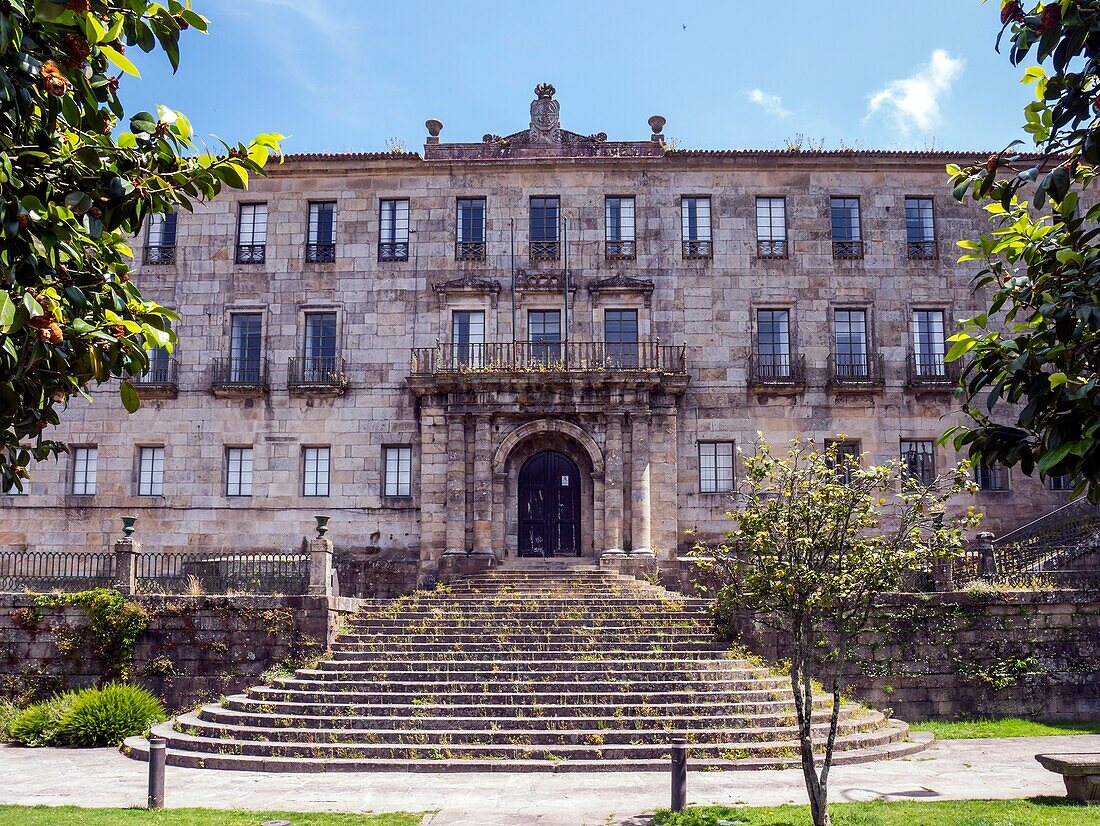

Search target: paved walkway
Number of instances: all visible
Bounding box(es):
[0,735,1093,826]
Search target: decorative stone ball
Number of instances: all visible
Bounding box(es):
[425,118,443,138]
[648,115,666,136]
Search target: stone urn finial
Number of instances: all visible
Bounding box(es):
[425,118,443,144]
[121,515,137,539]
[648,115,666,143]
[314,515,330,538]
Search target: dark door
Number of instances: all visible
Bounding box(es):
[518,451,581,557]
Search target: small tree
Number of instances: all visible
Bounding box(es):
[694,437,979,826]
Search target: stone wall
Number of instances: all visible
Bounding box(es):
[0,592,361,711]
[723,590,1100,721]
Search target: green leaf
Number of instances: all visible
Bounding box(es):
[119,380,140,414]
[945,337,977,362]
[101,45,140,78]
[116,132,137,149]
[0,291,14,333]
[129,111,156,135]
[1049,372,1071,389]
[22,292,43,318]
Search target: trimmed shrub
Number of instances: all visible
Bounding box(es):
[56,683,166,747]
[8,692,74,746]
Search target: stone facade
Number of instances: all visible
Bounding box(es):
[0,87,1072,590]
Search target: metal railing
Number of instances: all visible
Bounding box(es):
[210,357,270,390]
[748,352,805,386]
[135,551,309,595]
[235,244,266,264]
[907,352,961,386]
[144,245,176,265]
[131,358,178,390]
[378,241,409,262]
[907,240,937,260]
[682,240,712,259]
[605,240,636,259]
[832,240,863,259]
[288,356,347,390]
[456,241,486,261]
[0,551,115,592]
[828,352,885,386]
[410,340,687,375]
[306,242,336,263]
[757,239,786,258]
[530,240,560,261]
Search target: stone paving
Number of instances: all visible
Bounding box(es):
[1,734,1095,826]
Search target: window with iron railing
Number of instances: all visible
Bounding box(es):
[452,310,485,368]
[911,309,947,377]
[699,441,734,493]
[229,313,263,383]
[975,462,1010,491]
[1048,474,1075,491]
[528,310,562,363]
[307,201,337,263]
[755,308,792,379]
[302,312,338,381]
[756,197,786,257]
[456,198,486,260]
[379,198,409,261]
[833,309,870,377]
[137,446,164,496]
[145,213,177,264]
[236,204,267,264]
[71,446,97,495]
[681,197,712,258]
[604,309,639,367]
[900,440,935,487]
[827,440,861,485]
[830,197,862,259]
[905,197,936,259]
[605,197,636,259]
[383,446,412,497]
[530,196,560,260]
[225,447,253,497]
[303,446,330,497]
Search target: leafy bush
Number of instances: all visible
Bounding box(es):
[7,684,165,747]
[0,700,19,741]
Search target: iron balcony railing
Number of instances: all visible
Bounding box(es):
[306,242,336,263]
[236,244,265,264]
[829,352,885,386]
[530,240,560,261]
[144,245,176,265]
[456,241,486,261]
[832,239,863,259]
[682,239,712,259]
[131,357,178,390]
[757,239,787,258]
[0,550,116,592]
[748,352,805,386]
[210,357,270,389]
[379,241,409,262]
[288,356,347,390]
[907,239,937,260]
[410,340,687,375]
[135,551,309,595]
[605,240,636,260]
[906,352,961,386]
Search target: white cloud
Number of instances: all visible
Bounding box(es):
[867,49,963,133]
[746,88,789,118]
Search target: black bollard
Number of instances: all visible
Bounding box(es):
[671,737,687,812]
[147,736,166,810]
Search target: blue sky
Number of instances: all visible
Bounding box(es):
[127,1,1034,155]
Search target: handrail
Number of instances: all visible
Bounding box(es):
[410,340,686,375]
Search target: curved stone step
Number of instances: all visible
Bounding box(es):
[268,675,784,694]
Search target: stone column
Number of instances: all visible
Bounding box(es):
[602,414,626,557]
[113,537,139,595]
[444,414,467,556]
[418,402,448,573]
[648,403,680,562]
[630,414,651,554]
[307,536,334,596]
[472,415,495,558]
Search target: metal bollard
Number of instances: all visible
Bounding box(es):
[671,737,688,812]
[147,736,166,810]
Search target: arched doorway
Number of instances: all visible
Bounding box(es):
[518,451,581,557]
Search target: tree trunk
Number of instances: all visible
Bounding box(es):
[790,627,831,826]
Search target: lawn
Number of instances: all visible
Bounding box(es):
[0,806,424,826]
[652,798,1097,825]
[909,717,1100,739]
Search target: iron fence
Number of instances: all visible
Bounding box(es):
[832,240,863,259]
[144,245,176,265]
[605,240,636,260]
[0,551,116,591]
[828,353,885,386]
[456,241,486,261]
[530,240,560,261]
[907,352,961,387]
[131,358,178,389]
[682,240,712,259]
[235,244,266,264]
[306,242,336,263]
[410,340,687,375]
[287,356,347,390]
[748,352,805,386]
[757,239,787,258]
[907,240,937,260]
[210,357,270,389]
[135,552,309,595]
[378,241,409,262]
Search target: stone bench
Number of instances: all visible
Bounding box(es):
[1035,753,1100,802]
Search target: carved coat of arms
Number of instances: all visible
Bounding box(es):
[529,83,561,144]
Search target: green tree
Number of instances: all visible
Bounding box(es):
[0,0,281,491]
[694,437,979,826]
[945,0,1100,499]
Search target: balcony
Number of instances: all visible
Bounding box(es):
[828,353,885,390]
[378,242,409,262]
[236,244,265,264]
[210,357,269,398]
[605,240,636,260]
[832,240,863,260]
[907,240,937,260]
[906,353,960,391]
[306,242,336,263]
[757,239,787,259]
[130,358,178,399]
[748,352,805,390]
[530,240,560,261]
[144,245,176,265]
[288,356,348,396]
[456,241,486,261]
[682,239,712,259]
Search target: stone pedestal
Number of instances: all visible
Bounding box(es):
[308,536,335,596]
[113,538,139,595]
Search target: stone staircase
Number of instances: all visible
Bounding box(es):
[123,565,931,771]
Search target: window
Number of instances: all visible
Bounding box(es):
[528,310,561,363]
[699,442,734,493]
[529,197,560,260]
[383,446,412,497]
[975,462,1010,492]
[229,313,263,383]
[456,198,486,260]
[756,309,792,379]
[1049,474,1074,491]
[71,446,97,495]
[833,309,869,378]
[379,199,410,261]
[303,446,330,497]
[236,203,267,263]
[307,201,337,263]
[605,309,639,367]
[827,440,861,485]
[912,310,946,377]
[830,197,862,258]
[452,310,485,368]
[900,440,935,487]
[905,197,936,259]
[756,197,786,257]
[145,213,177,264]
[605,197,636,259]
[225,447,253,497]
[302,312,338,381]
[137,446,164,496]
[144,344,173,384]
[681,197,712,258]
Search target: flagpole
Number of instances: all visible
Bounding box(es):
[510,218,517,345]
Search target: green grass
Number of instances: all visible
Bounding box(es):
[652,798,1097,826]
[909,717,1100,739]
[0,807,423,826]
